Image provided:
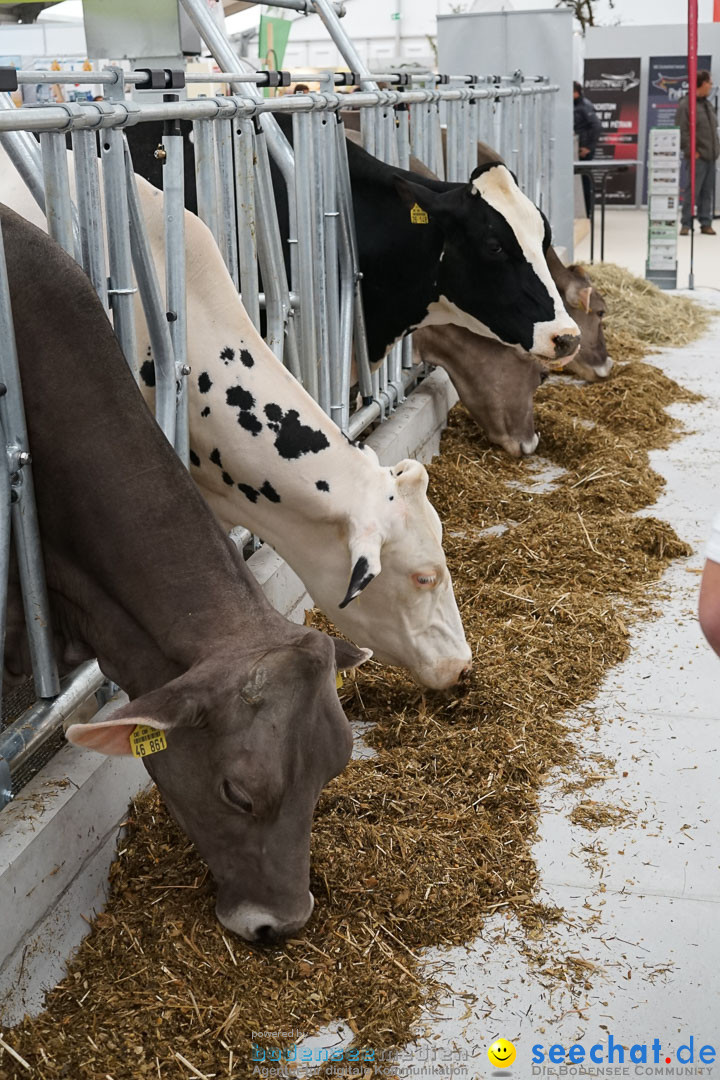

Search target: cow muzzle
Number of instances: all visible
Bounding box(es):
[552,332,582,360]
[217,892,315,943]
[411,653,472,691]
[531,319,581,362]
[496,433,539,458]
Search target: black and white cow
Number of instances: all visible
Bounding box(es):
[124,116,581,364]
[0,147,472,690]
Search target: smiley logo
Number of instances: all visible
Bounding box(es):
[488,1038,517,1069]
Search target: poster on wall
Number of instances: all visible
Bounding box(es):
[582,57,641,205]
[642,54,712,202]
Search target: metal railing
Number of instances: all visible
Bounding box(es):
[0,0,557,807]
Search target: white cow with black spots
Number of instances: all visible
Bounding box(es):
[0,148,471,690]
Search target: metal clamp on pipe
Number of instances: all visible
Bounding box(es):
[26,99,86,132]
[0,68,18,93]
[335,71,360,86]
[134,68,168,90]
[260,70,292,88]
[165,69,186,90]
[78,99,123,130]
[105,98,141,129]
[435,74,450,85]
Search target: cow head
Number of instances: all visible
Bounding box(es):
[395,163,581,362]
[416,325,544,457]
[544,249,613,382]
[66,631,369,942]
[308,450,472,690]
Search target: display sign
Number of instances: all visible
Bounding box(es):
[642,53,712,201]
[646,127,681,289]
[583,57,641,205]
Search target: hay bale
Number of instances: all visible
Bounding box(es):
[582,262,713,363]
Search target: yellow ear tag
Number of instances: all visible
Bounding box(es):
[130,724,168,758]
[336,672,344,690]
[410,203,429,225]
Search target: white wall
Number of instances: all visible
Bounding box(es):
[0,20,87,57]
[438,8,575,254]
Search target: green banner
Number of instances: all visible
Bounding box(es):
[258,14,292,71]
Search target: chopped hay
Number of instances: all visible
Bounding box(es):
[582,262,713,363]
[570,800,631,830]
[0,352,704,1078]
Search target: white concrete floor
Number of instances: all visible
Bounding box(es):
[298,294,720,1078]
[575,207,720,288]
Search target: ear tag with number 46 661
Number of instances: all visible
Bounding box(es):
[130,724,168,758]
[410,203,429,225]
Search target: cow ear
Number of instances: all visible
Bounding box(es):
[332,639,373,670]
[564,271,593,314]
[393,458,428,495]
[577,286,592,314]
[339,525,384,609]
[66,675,200,757]
[394,176,444,219]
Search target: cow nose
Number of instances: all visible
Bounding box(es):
[217,892,315,942]
[254,923,282,945]
[520,433,540,456]
[553,332,581,359]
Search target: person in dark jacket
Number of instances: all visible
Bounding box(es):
[677,69,720,235]
[574,81,602,216]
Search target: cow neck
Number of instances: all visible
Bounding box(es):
[346,142,451,363]
[5,215,294,698]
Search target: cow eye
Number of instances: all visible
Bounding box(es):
[222,779,253,814]
[412,572,437,588]
[486,238,503,255]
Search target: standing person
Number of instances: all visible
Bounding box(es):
[574,81,602,217]
[677,69,720,236]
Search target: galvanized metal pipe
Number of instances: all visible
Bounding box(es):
[163,127,189,467]
[322,113,342,429]
[0,93,46,215]
[312,110,332,414]
[215,116,240,290]
[123,143,177,447]
[39,132,78,260]
[101,127,138,369]
[310,0,378,91]
[292,110,319,401]
[0,661,104,779]
[72,128,109,309]
[335,118,373,404]
[0,85,549,137]
[233,118,260,331]
[253,122,293,367]
[178,0,296,185]
[193,115,220,243]
[348,365,422,442]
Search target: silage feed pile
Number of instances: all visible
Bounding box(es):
[0,289,710,1078]
[583,261,712,363]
